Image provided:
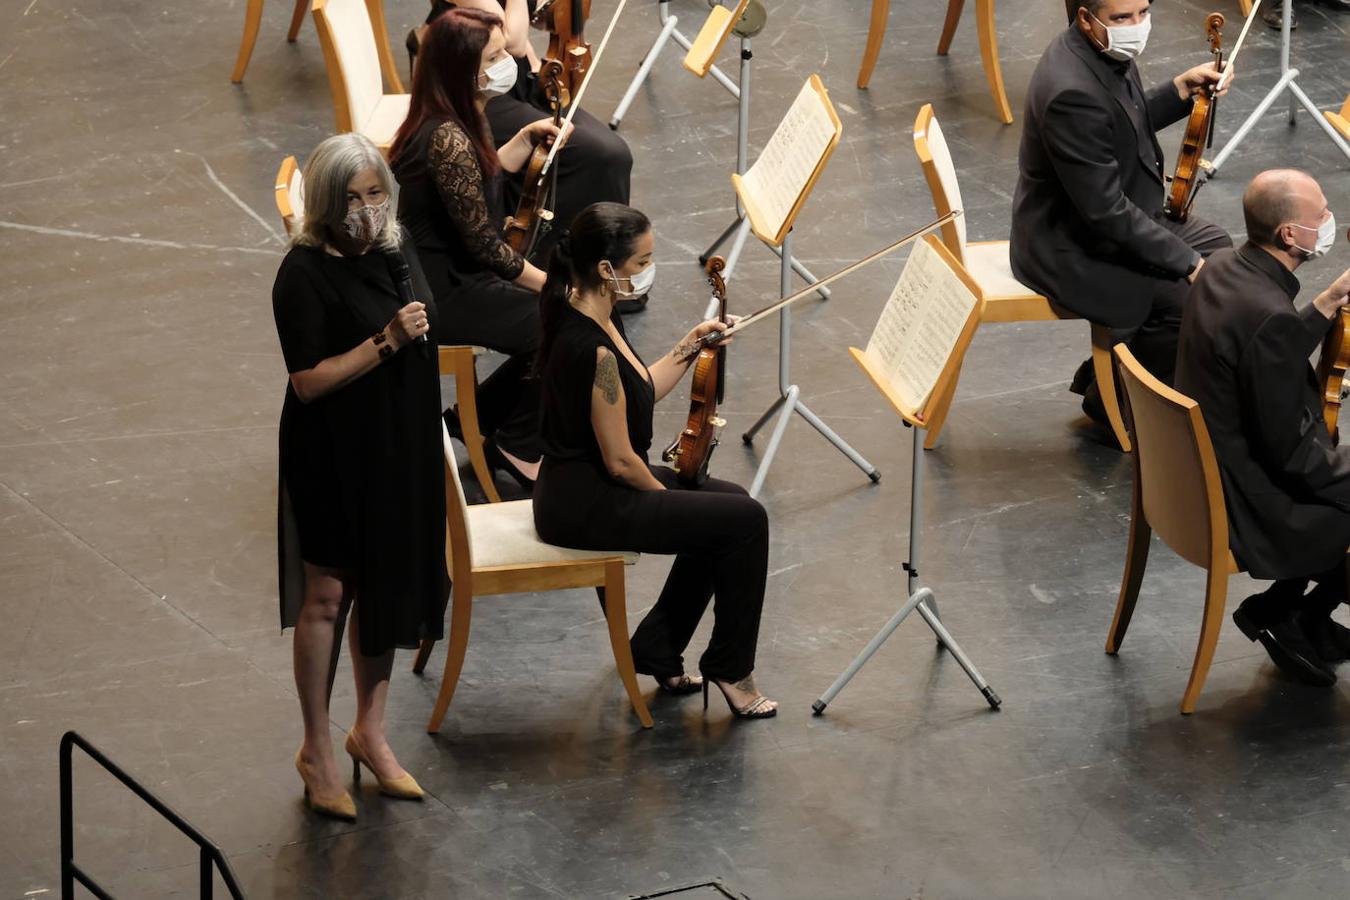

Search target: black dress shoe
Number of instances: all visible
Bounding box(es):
[1068,357,1095,396]
[1263,3,1297,29]
[1302,615,1350,662]
[1233,602,1335,686]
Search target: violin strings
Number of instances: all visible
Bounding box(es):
[541,0,634,176]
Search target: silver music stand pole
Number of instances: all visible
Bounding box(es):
[741,229,880,497]
[1208,0,1350,173]
[609,0,738,130]
[813,422,1001,714]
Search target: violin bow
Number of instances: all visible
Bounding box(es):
[678,210,964,360]
[539,0,632,177]
[1216,0,1260,93]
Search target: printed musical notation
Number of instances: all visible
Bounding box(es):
[737,76,840,243]
[864,240,979,416]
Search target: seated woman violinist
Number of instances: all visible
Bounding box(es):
[531,202,778,719]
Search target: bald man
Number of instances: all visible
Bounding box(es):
[1176,169,1350,686]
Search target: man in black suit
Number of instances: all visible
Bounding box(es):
[1176,169,1350,686]
[1013,0,1233,434]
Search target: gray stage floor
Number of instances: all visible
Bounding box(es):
[3,0,1350,896]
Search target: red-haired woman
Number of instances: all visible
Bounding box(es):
[390,7,567,488]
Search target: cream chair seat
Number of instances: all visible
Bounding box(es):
[465,501,640,570]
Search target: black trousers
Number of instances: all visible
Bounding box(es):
[1249,564,1348,627]
[1080,215,1232,412]
[487,89,633,263]
[434,267,542,462]
[534,461,769,682]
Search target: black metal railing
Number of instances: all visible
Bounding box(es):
[60,731,246,899]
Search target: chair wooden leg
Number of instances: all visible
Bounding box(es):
[599,563,654,728]
[922,358,964,450]
[1106,481,1151,653]
[1179,563,1229,715]
[452,350,500,503]
[426,583,473,733]
[1090,324,1132,452]
[287,0,308,41]
[856,0,891,90]
[412,637,435,674]
[936,0,965,55]
[230,0,266,83]
[367,0,406,94]
[975,0,1014,125]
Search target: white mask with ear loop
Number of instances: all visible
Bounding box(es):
[1289,213,1337,261]
[607,262,656,300]
[479,55,518,97]
[1090,11,1151,62]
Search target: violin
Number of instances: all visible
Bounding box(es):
[1316,225,1350,440]
[1165,13,1225,223]
[662,257,729,487]
[534,0,592,106]
[504,59,564,257]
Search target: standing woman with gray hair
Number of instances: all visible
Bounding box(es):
[272,133,450,820]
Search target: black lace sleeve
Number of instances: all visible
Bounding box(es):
[428,121,526,281]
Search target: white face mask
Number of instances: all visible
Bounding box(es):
[1289,212,1337,261]
[479,55,518,98]
[1090,12,1151,62]
[607,262,656,299]
[343,197,389,244]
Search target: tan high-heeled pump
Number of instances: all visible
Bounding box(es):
[294,750,357,821]
[345,730,425,801]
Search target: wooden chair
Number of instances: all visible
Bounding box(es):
[312,0,410,156]
[1326,94,1350,142]
[859,0,1012,125]
[231,0,404,90]
[273,156,305,237]
[412,424,652,732]
[271,159,499,500]
[1104,344,1235,714]
[912,103,1131,451]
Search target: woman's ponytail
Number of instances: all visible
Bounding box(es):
[535,233,574,375]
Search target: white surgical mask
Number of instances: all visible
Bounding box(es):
[1090,12,1151,62]
[1289,212,1337,261]
[608,262,655,299]
[479,55,518,97]
[343,197,389,244]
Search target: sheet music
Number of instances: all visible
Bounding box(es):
[739,78,837,239]
[864,241,979,415]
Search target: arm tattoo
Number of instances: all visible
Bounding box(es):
[595,351,621,405]
[672,339,697,363]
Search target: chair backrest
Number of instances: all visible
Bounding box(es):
[913,103,968,265]
[1114,344,1229,569]
[312,0,384,133]
[441,422,474,573]
[274,156,304,236]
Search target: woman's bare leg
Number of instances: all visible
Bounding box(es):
[293,563,354,793]
[347,608,408,780]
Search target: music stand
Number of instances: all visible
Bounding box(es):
[813,235,1002,715]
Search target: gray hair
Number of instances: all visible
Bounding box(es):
[293,133,401,252]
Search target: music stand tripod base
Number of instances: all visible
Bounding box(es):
[741,231,880,498]
[812,424,1001,714]
[610,0,739,130]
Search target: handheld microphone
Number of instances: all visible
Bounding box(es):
[386,250,430,356]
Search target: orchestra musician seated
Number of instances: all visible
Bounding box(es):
[1176,169,1350,686]
[1013,0,1234,440]
[531,202,778,719]
[409,0,642,311]
[390,7,570,489]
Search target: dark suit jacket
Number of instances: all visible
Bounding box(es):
[1010,27,1198,329]
[1175,243,1350,580]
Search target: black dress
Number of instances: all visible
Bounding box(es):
[393,117,542,461]
[532,305,770,683]
[272,242,450,656]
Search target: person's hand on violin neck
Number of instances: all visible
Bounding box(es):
[1314,268,1350,320]
[674,316,738,363]
[1174,60,1231,101]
